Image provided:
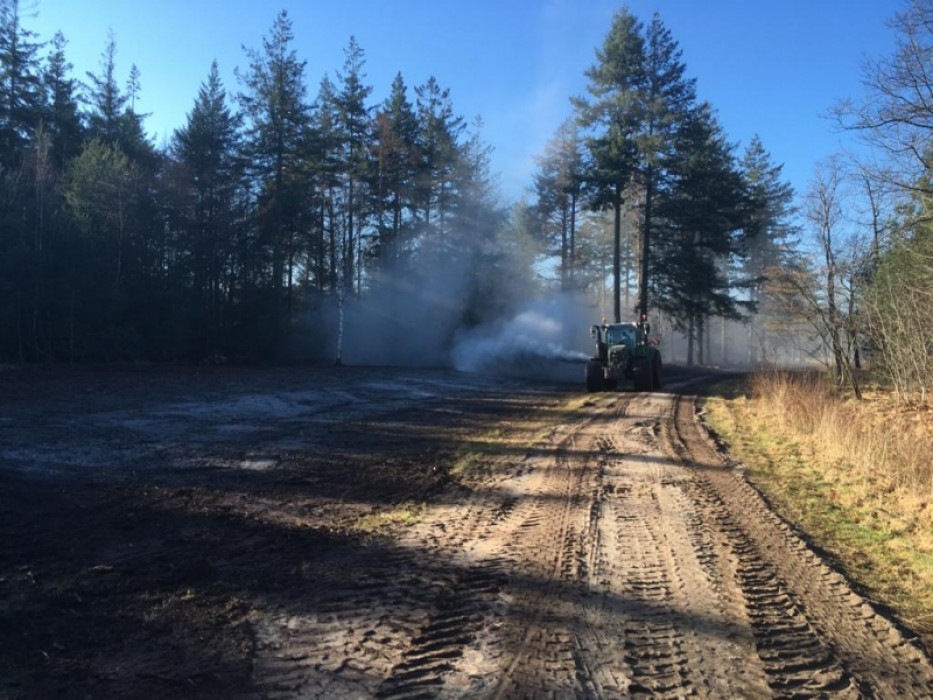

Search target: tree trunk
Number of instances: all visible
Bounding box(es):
[697,316,705,366]
[640,166,653,320]
[569,191,577,288]
[613,189,622,323]
[686,317,695,367]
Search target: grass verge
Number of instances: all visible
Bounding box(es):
[353,503,424,535]
[704,371,933,648]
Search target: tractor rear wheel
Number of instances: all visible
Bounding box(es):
[632,357,652,391]
[585,360,604,392]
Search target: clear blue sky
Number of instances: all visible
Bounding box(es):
[30,0,898,204]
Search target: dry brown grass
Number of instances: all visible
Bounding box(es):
[748,370,933,510]
[706,370,933,642]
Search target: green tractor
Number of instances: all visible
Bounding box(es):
[585,316,662,392]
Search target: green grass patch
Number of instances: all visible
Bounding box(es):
[450,448,488,477]
[353,503,424,535]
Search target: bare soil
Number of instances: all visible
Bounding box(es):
[2,364,932,699]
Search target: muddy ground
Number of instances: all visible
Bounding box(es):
[2,364,932,699]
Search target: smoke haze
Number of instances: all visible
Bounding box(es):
[300,260,598,384]
[305,262,473,367]
[450,294,593,381]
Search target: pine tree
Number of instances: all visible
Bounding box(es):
[372,71,419,267]
[414,75,464,251]
[41,31,82,169]
[333,35,372,292]
[237,9,311,352]
[653,103,747,365]
[572,7,646,322]
[0,0,42,169]
[171,60,244,358]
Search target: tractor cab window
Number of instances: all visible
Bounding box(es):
[605,325,636,348]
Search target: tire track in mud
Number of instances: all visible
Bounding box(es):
[584,393,769,700]
[247,379,933,699]
[468,392,765,698]
[245,433,545,698]
[663,388,933,698]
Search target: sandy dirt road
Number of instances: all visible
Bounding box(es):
[2,365,932,698]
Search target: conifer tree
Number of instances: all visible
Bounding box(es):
[333,35,372,292]
[414,75,464,250]
[309,74,341,291]
[172,60,244,358]
[739,135,796,363]
[237,9,311,352]
[42,31,82,169]
[63,138,139,358]
[85,33,126,145]
[637,12,697,321]
[654,103,747,364]
[0,0,42,169]
[573,7,646,322]
[532,118,586,291]
[372,71,419,267]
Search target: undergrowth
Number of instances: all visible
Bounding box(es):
[706,370,933,645]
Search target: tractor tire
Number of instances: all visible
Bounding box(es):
[632,357,652,392]
[585,359,604,392]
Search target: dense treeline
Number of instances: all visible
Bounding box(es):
[0,2,801,367]
[526,9,795,366]
[0,6,509,363]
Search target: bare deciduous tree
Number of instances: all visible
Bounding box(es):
[834,0,933,193]
[779,159,864,397]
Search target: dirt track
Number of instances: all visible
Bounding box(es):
[2,365,933,698]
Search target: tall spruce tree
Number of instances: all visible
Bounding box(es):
[414,75,464,250]
[84,33,126,146]
[309,74,341,291]
[372,71,418,267]
[532,118,586,291]
[84,33,155,166]
[455,116,510,323]
[0,0,44,361]
[42,31,82,169]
